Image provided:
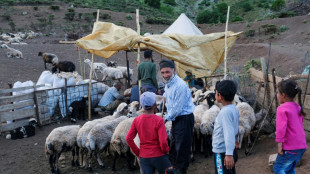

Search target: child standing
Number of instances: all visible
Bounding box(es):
[212,80,240,174]
[126,92,172,174]
[274,79,308,173]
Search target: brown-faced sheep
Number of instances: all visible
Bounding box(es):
[38,52,59,69]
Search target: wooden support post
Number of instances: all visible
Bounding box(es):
[88,9,100,121]
[33,85,42,127]
[223,6,230,80]
[126,51,131,88]
[136,9,141,96]
[272,68,279,108]
[64,78,68,117]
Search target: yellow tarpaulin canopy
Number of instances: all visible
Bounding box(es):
[76,22,241,79]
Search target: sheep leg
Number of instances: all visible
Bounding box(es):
[195,132,201,154]
[93,70,98,80]
[49,154,56,173]
[112,151,118,171]
[55,152,62,174]
[95,150,105,168]
[75,146,80,166]
[239,134,244,149]
[247,133,252,147]
[126,150,136,171]
[71,147,76,166]
[44,62,47,70]
[87,150,93,172]
[203,134,208,158]
[207,135,213,156]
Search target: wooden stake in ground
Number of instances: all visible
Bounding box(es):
[136,9,141,97]
[223,6,230,80]
[88,9,100,120]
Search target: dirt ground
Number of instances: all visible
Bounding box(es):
[0,118,309,174]
[0,7,310,174]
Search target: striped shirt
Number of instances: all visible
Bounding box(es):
[98,87,122,107]
[163,75,195,121]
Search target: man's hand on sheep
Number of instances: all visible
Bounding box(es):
[224,155,234,169]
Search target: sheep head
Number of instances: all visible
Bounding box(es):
[84,59,90,64]
[128,101,140,116]
[38,52,43,56]
[1,44,8,49]
[116,102,128,114]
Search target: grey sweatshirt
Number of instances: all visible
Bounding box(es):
[212,104,240,155]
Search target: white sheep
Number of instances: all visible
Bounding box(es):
[116,66,133,79]
[127,101,141,117]
[1,44,23,59]
[199,104,220,157]
[236,102,256,149]
[86,116,128,170]
[124,88,132,96]
[45,125,80,174]
[84,58,107,80]
[110,117,136,171]
[77,102,128,167]
[102,67,123,81]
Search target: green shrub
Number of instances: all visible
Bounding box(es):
[83,13,94,21]
[116,21,124,26]
[241,2,253,12]
[245,30,255,37]
[243,59,261,72]
[145,16,173,25]
[50,5,60,10]
[145,0,160,9]
[271,0,285,11]
[261,24,278,35]
[67,8,75,13]
[65,12,75,21]
[279,25,288,32]
[33,6,38,11]
[278,11,296,18]
[197,3,228,24]
[232,16,243,22]
[2,13,11,21]
[9,20,16,31]
[303,20,307,24]
[78,13,83,19]
[81,24,91,32]
[48,15,54,24]
[102,13,111,19]
[164,0,176,6]
[126,14,133,20]
[160,4,174,15]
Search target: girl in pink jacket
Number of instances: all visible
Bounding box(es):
[274,79,308,174]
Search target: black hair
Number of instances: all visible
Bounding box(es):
[277,79,306,116]
[215,80,236,102]
[144,50,152,59]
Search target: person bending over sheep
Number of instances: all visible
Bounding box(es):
[97,82,126,115]
[212,80,239,174]
[126,92,173,174]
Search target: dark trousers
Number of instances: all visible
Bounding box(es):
[169,113,194,171]
[140,155,172,174]
[213,149,238,174]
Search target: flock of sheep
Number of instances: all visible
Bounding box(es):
[0,31,42,59]
[44,84,263,174]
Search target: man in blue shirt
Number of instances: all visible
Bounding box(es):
[159,59,195,174]
[98,81,124,114]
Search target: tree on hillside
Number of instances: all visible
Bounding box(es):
[271,0,285,11]
[145,0,160,9]
[197,2,228,24]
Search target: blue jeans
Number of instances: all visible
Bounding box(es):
[140,155,172,174]
[273,149,306,174]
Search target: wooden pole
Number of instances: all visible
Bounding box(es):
[33,84,42,127]
[88,9,100,120]
[126,51,131,88]
[64,78,68,117]
[136,9,141,96]
[224,6,230,80]
[272,68,279,108]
